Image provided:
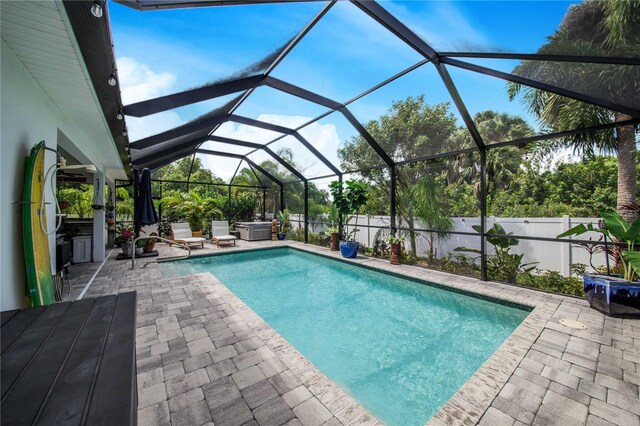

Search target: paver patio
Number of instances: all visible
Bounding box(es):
[71,240,640,426]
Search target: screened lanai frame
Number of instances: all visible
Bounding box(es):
[116,0,639,282]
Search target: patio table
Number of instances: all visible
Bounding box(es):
[1,291,137,426]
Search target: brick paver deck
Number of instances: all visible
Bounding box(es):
[70,240,640,426]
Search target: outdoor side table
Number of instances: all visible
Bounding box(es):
[1,291,137,426]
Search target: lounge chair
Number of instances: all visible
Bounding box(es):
[210,221,237,248]
[170,223,206,248]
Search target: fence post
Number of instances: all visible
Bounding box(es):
[561,215,571,276]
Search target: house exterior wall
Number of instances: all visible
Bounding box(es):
[0,41,110,309]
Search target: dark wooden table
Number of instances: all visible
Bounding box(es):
[1,291,137,426]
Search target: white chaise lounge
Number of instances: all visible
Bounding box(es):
[170,223,206,248]
[210,221,237,248]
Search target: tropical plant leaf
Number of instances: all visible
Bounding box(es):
[557,223,590,238]
[622,217,640,245]
[600,207,629,241]
[622,251,640,281]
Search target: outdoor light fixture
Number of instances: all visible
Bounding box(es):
[116,108,123,120]
[90,1,104,18]
[108,73,117,86]
[122,128,128,137]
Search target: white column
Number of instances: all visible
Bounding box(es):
[561,215,571,276]
[92,170,105,262]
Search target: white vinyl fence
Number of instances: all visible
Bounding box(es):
[292,214,608,276]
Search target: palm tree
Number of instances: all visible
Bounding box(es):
[449,111,534,209]
[160,192,223,232]
[509,0,639,222]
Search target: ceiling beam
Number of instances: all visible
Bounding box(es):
[438,52,640,66]
[339,108,394,167]
[196,148,282,186]
[441,57,640,118]
[124,74,264,118]
[208,135,306,181]
[435,64,486,150]
[130,114,229,149]
[114,0,324,11]
[229,115,342,175]
[263,76,342,109]
[132,136,209,167]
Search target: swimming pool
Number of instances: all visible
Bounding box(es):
[162,248,529,425]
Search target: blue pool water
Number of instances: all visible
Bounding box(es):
[162,248,529,425]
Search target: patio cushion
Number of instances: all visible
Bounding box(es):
[174,237,206,244]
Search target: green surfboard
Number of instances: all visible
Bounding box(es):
[23,141,55,306]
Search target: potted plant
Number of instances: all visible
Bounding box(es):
[116,223,135,257]
[557,208,640,317]
[327,226,339,251]
[386,235,405,265]
[277,209,289,240]
[326,205,340,251]
[144,232,158,253]
[135,238,145,256]
[329,180,368,259]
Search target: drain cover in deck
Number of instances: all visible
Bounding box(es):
[559,319,588,330]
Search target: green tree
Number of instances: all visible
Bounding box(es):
[57,184,93,218]
[508,0,640,222]
[339,96,459,254]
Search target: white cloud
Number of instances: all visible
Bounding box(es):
[117,57,177,104]
[117,57,185,142]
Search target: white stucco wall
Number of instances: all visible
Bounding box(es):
[0,41,110,309]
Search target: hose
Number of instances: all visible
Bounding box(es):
[40,164,62,236]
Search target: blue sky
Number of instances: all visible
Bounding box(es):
[110,0,579,180]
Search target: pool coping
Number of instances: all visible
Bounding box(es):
[165,240,567,425]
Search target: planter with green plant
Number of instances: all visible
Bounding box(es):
[135,238,146,256]
[277,209,289,240]
[327,226,339,251]
[329,180,368,258]
[144,232,158,253]
[386,235,406,265]
[116,223,135,256]
[557,208,640,317]
[327,205,340,251]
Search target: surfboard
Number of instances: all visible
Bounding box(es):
[23,141,55,306]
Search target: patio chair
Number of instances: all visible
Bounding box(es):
[170,223,206,248]
[210,221,237,248]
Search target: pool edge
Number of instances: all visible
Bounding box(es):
[164,241,560,425]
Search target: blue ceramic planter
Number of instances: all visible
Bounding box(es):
[277,234,286,240]
[339,241,359,258]
[583,274,640,318]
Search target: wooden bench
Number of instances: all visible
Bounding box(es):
[1,291,137,425]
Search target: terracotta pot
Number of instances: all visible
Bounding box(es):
[390,242,402,265]
[330,233,339,251]
[144,242,155,253]
[192,231,203,238]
